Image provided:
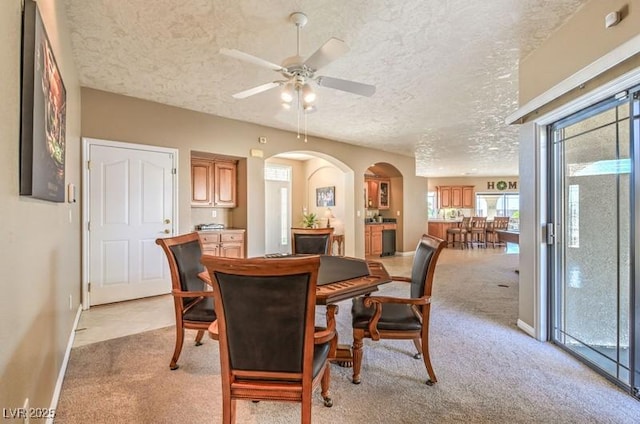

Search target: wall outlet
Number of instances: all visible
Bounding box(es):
[211,210,217,218]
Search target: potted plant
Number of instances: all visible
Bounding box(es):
[301,212,318,228]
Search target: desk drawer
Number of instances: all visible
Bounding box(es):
[221,233,244,243]
[200,233,220,244]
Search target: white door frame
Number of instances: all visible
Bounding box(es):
[81,137,179,310]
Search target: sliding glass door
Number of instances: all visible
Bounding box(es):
[550,86,638,395]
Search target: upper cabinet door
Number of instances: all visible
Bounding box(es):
[462,186,474,208]
[366,179,379,208]
[214,161,237,207]
[191,159,214,206]
[451,186,463,207]
[438,186,451,208]
[378,180,390,209]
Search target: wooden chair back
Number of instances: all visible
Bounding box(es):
[291,227,334,255]
[493,216,510,230]
[201,255,334,423]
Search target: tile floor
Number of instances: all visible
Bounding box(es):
[72,246,514,348]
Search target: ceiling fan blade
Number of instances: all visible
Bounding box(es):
[220,48,284,72]
[232,82,281,99]
[316,76,376,97]
[303,38,349,72]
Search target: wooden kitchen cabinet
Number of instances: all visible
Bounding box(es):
[365,177,390,209]
[439,186,452,208]
[365,223,395,257]
[437,185,474,209]
[428,221,456,240]
[191,159,214,207]
[199,230,245,258]
[191,157,237,207]
[370,225,383,256]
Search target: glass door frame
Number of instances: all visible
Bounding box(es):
[547,86,640,397]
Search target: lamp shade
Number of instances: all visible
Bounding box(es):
[301,83,316,103]
[281,82,294,102]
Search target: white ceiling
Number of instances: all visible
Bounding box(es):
[62,0,587,177]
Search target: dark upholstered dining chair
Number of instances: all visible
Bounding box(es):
[291,227,334,255]
[156,232,216,370]
[202,255,337,424]
[351,234,446,385]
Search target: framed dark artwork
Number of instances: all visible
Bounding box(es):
[316,186,335,207]
[20,1,67,202]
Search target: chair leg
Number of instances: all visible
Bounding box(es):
[195,329,205,346]
[222,396,236,424]
[301,390,312,424]
[351,332,364,384]
[170,326,185,370]
[412,338,423,359]
[420,336,437,386]
[320,364,333,407]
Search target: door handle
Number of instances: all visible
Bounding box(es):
[164,219,171,224]
[546,223,555,245]
[164,229,171,234]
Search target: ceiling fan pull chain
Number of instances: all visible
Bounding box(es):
[304,111,308,142]
[297,91,301,139]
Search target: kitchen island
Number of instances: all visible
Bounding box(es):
[427,218,462,240]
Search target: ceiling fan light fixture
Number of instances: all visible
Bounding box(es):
[282,102,291,110]
[281,82,294,103]
[301,83,316,103]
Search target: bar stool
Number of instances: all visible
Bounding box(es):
[467,217,488,248]
[445,217,470,249]
[486,217,510,248]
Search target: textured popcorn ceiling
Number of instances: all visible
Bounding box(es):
[63,0,587,177]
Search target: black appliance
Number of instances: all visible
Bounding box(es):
[381,219,396,256]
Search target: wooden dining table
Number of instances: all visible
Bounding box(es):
[199,254,392,366]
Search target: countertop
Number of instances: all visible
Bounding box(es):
[196,228,245,232]
[428,218,463,223]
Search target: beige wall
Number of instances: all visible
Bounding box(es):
[1,0,82,412]
[520,0,640,104]
[427,176,519,193]
[516,0,640,333]
[81,88,428,257]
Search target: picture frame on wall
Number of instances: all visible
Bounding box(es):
[20,0,67,202]
[316,186,335,207]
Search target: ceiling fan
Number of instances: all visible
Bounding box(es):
[220,12,376,110]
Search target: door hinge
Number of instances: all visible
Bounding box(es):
[172,168,177,175]
[87,160,91,170]
[88,282,91,292]
[88,221,91,231]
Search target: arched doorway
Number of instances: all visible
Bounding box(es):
[264,151,354,255]
[364,162,404,258]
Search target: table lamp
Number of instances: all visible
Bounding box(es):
[324,208,335,228]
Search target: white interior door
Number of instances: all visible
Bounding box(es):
[86,141,176,306]
[264,164,292,254]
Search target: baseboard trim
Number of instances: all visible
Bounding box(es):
[517,319,536,338]
[47,305,82,424]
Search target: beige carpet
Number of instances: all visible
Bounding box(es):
[54,250,640,423]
